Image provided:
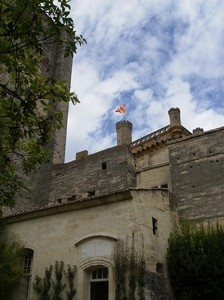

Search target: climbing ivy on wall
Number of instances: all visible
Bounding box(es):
[112,233,146,300]
[167,220,224,300]
[33,261,77,300]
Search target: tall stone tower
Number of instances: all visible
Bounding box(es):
[13,37,73,211]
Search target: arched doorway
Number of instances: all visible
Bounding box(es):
[90,267,108,300]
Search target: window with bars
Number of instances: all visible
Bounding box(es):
[20,250,33,300]
[92,268,108,280]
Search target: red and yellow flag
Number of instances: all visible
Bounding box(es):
[115,104,126,114]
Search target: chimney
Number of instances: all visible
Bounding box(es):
[116,121,132,145]
[168,107,182,138]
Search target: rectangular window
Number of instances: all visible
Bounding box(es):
[92,268,108,280]
[20,250,33,300]
[152,217,158,236]
[156,262,164,274]
[102,162,107,170]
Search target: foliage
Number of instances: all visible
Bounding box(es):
[137,236,146,300]
[128,233,137,300]
[0,0,86,208]
[51,261,66,300]
[112,233,146,300]
[33,264,53,300]
[33,260,77,300]
[167,220,224,300]
[113,238,129,300]
[0,235,24,300]
[65,264,77,300]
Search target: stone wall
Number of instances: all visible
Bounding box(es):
[135,146,172,191]
[136,164,171,191]
[136,147,169,168]
[169,127,224,222]
[4,188,177,300]
[49,144,136,203]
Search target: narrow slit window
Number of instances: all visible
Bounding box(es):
[152,217,158,235]
[102,162,107,170]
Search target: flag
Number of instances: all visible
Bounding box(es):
[115,104,126,114]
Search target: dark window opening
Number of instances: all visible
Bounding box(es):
[156,262,164,274]
[152,217,158,235]
[102,162,107,170]
[88,191,95,197]
[57,199,62,204]
[91,268,108,300]
[90,281,108,300]
[67,195,76,201]
[161,184,168,189]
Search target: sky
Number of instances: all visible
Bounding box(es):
[65,0,224,162]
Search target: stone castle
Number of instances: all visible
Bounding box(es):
[3,38,224,300]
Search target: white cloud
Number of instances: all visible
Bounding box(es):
[65,0,224,162]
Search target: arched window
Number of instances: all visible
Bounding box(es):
[90,267,108,300]
[19,249,33,300]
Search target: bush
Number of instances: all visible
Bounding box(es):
[167,220,224,300]
[0,235,24,300]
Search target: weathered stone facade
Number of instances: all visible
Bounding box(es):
[48,144,136,204]
[169,126,224,223]
[4,188,177,300]
[3,98,224,300]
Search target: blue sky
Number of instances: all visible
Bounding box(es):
[65,0,224,162]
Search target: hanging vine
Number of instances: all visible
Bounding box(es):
[137,235,146,300]
[112,238,129,300]
[65,265,77,300]
[112,233,146,300]
[129,232,137,300]
[33,261,77,300]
